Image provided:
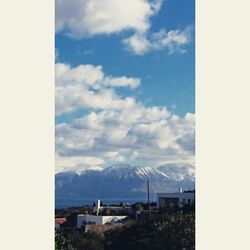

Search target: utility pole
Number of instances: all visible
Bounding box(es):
[147,180,150,211]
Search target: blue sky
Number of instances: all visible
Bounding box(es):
[55,0,195,174]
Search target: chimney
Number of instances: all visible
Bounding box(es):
[178,187,183,193]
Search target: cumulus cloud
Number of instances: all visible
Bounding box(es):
[123,28,192,55]
[56,109,194,171]
[55,63,141,115]
[55,0,193,56]
[56,0,163,38]
[55,61,195,173]
[55,63,104,86]
[123,33,151,55]
[56,153,104,173]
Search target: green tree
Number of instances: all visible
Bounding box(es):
[55,231,75,250]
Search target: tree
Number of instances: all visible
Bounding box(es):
[104,211,195,250]
[55,231,75,250]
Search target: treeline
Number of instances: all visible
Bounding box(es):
[56,208,195,250]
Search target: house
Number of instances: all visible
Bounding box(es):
[157,188,195,209]
[77,214,127,228]
[92,199,127,215]
[55,218,67,229]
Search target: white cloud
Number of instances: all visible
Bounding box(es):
[103,76,140,89]
[55,0,193,56]
[55,63,104,87]
[56,108,194,171]
[56,85,137,115]
[55,153,104,173]
[123,33,151,55]
[55,63,141,115]
[56,0,163,38]
[123,27,192,55]
[55,62,195,174]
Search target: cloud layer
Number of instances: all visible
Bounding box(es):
[56,63,195,173]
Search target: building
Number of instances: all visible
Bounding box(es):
[55,218,67,230]
[77,214,127,228]
[92,199,130,215]
[157,189,195,209]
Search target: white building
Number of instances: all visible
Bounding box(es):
[157,189,195,209]
[77,214,127,228]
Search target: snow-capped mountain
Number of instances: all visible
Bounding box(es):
[157,163,195,181]
[157,163,195,192]
[55,164,195,206]
[101,164,170,181]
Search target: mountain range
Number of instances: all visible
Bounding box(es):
[55,164,195,206]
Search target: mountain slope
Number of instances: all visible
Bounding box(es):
[55,164,195,204]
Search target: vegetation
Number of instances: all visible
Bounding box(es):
[105,210,195,250]
[55,231,75,250]
[55,205,195,250]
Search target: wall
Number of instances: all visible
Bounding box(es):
[157,192,195,208]
[77,214,127,228]
[84,223,124,235]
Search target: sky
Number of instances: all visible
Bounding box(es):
[55,0,195,176]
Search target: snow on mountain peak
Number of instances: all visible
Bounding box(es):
[102,164,170,181]
[55,163,195,203]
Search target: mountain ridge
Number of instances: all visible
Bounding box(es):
[55,164,195,205]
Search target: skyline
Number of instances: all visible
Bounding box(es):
[55,0,195,175]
